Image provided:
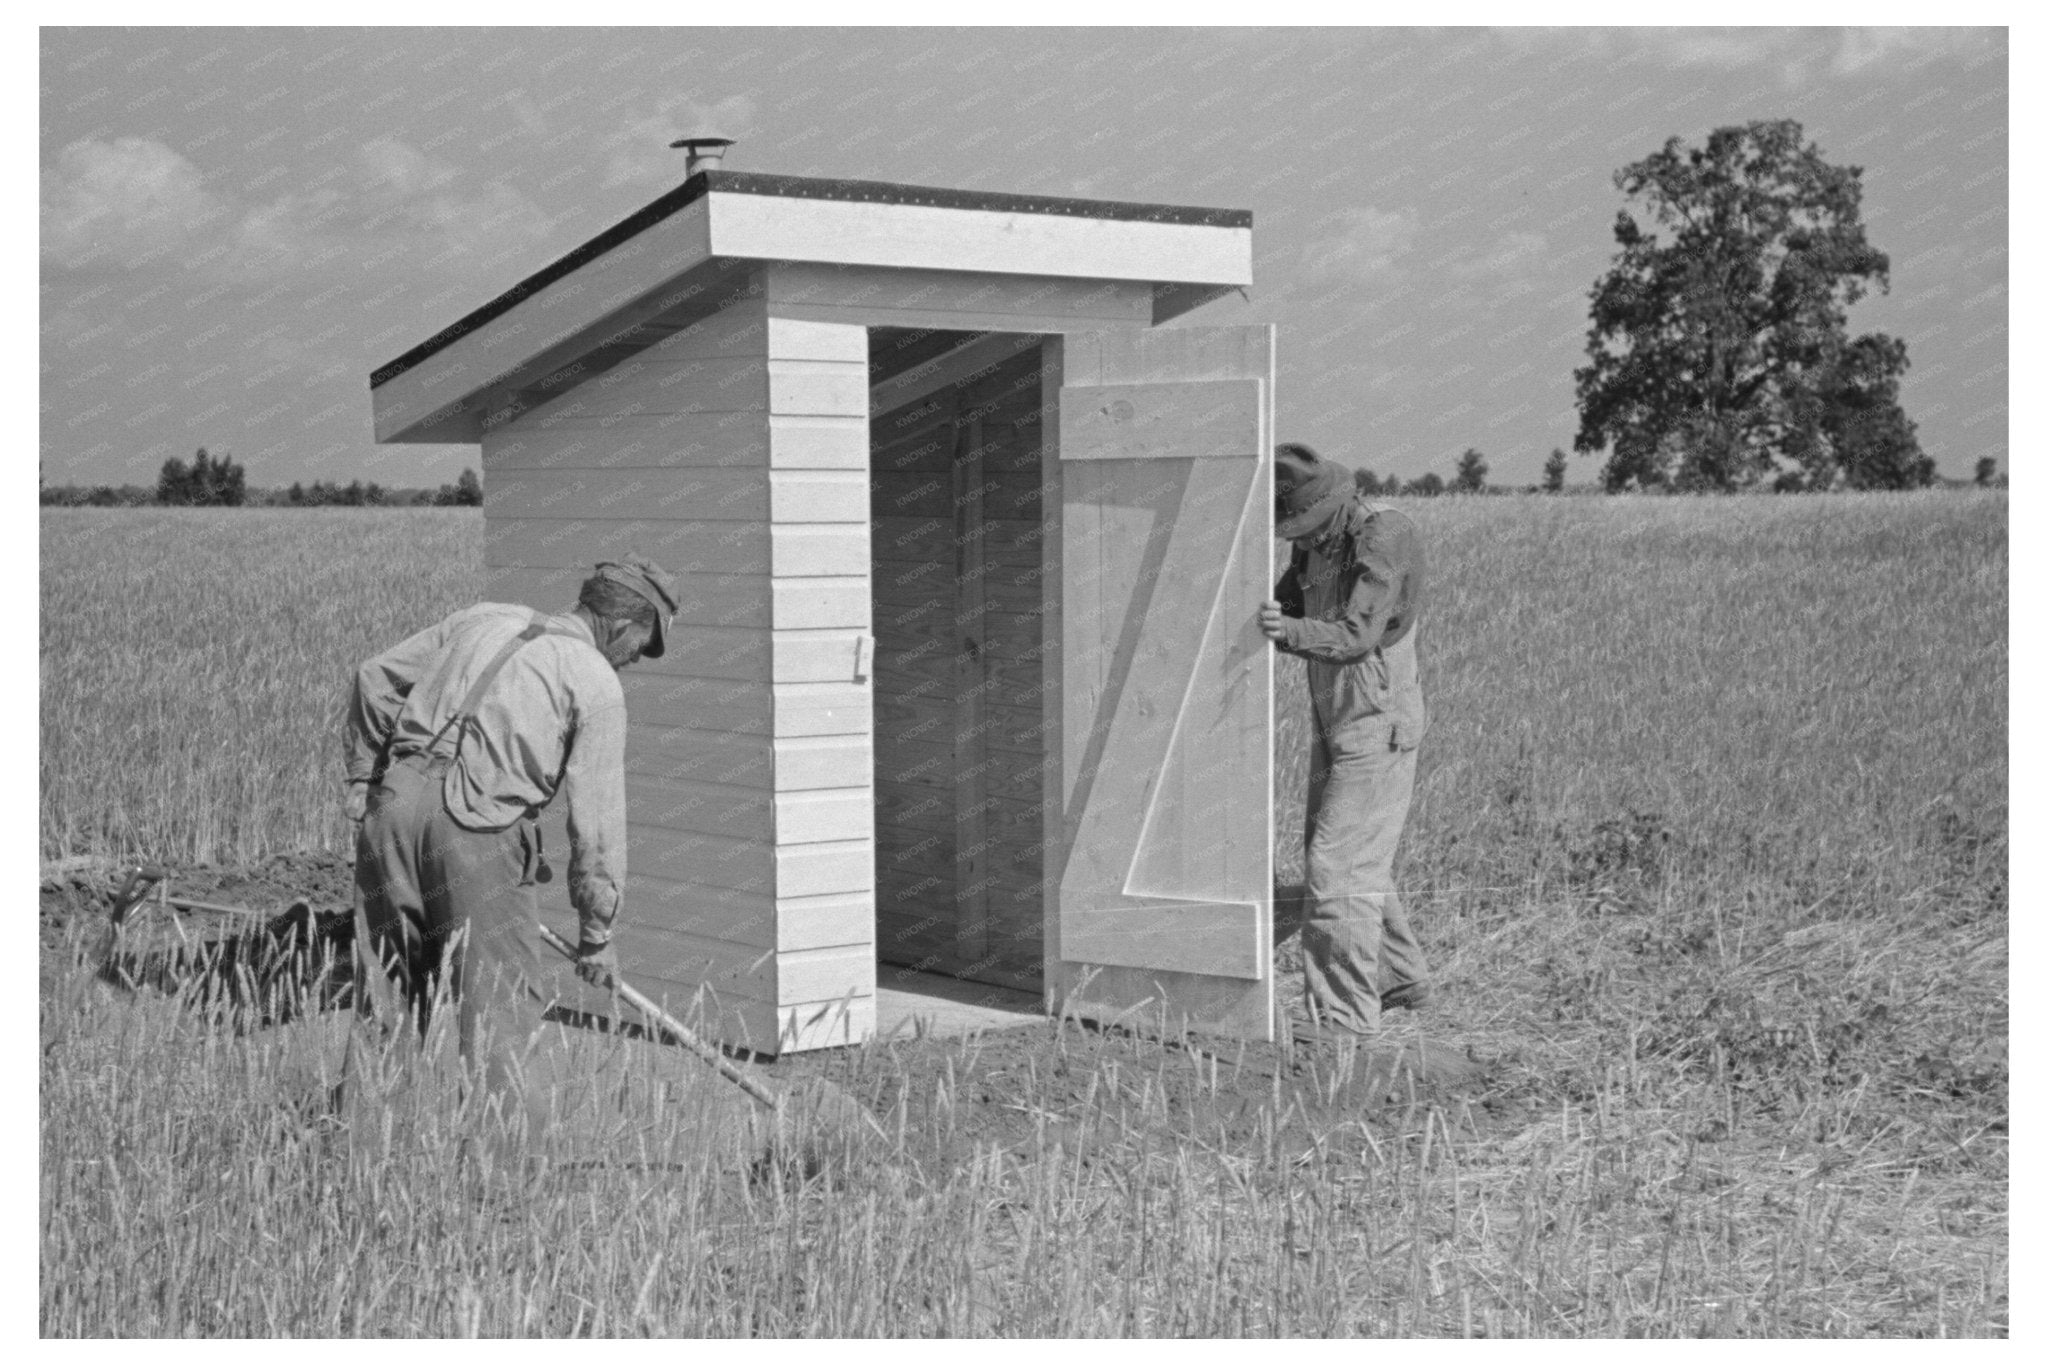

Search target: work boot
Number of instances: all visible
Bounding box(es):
[1289,1021,1373,1049]
[1283,1005,1374,1049]
[1379,982,1432,1012]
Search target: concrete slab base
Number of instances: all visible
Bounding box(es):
[875,969,1045,1041]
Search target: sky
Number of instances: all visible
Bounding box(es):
[38,25,2008,490]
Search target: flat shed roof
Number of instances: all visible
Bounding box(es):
[370,169,1253,443]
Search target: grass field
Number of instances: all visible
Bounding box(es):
[40,509,478,865]
[39,493,2007,1336]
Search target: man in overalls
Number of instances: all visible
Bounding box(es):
[1259,445,1430,1038]
[343,555,678,1145]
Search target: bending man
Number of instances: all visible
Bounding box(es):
[344,555,678,1142]
[1259,445,1431,1038]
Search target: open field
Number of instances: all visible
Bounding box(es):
[41,509,478,865]
[39,493,2007,1336]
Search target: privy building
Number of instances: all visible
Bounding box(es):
[370,156,1278,1053]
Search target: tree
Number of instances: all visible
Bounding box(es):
[1408,472,1445,497]
[435,467,483,506]
[1822,334,1933,490]
[1975,457,1998,487]
[155,456,189,505]
[1353,467,1382,498]
[1542,447,1569,493]
[1454,447,1488,493]
[1574,120,1924,492]
[156,447,247,506]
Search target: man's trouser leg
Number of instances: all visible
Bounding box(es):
[1300,713,1426,1033]
[419,797,554,1152]
[353,758,555,1158]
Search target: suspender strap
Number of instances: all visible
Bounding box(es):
[415,614,552,762]
[456,618,550,719]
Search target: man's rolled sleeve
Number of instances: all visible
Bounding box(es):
[1280,569,1400,663]
[346,617,450,782]
[561,692,629,947]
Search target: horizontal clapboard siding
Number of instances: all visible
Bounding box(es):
[486,519,867,578]
[567,881,869,958]
[486,468,869,522]
[612,678,862,740]
[760,311,874,1047]
[483,427,768,473]
[626,727,871,790]
[775,998,873,1051]
[631,825,871,898]
[485,296,797,1041]
[625,776,869,844]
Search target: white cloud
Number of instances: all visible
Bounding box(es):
[345,138,554,269]
[357,137,456,200]
[1302,207,1418,285]
[1492,26,1999,85]
[1639,29,1788,70]
[1453,231,1549,281]
[40,138,231,271]
[602,94,760,191]
[42,135,554,278]
[1829,27,1995,76]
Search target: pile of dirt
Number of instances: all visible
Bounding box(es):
[39,853,357,997]
[156,851,358,915]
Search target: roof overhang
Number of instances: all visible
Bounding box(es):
[370,171,1253,444]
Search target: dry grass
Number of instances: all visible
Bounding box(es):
[39,492,2006,1336]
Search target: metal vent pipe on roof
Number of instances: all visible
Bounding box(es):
[670,136,735,176]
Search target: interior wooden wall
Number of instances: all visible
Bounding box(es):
[869,342,1049,992]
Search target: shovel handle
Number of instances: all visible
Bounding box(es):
[534,921,781,1112]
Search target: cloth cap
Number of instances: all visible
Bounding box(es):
[1274,443,1355,539]
[594,555,680,658]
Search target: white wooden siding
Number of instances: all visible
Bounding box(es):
[485,295,793,1040]
[764,312,876,1032]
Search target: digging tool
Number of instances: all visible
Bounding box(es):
[536,921,780,1109]
[534,921,882,1150]
[107,864,166,929]
[98,864,166,983]
[103,865,285,928]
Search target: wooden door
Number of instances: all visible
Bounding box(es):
[1047,326,1276,1040]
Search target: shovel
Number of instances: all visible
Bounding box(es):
[533,921,882,1158]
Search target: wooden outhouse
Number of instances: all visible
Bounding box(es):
[370,169,1277,1053]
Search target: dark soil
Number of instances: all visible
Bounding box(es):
[42,854,360,1030]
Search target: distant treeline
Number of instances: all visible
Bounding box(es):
[1353,447,2001,497]
[43,445,1999,509]
[1352,448,1540,497]
[40,449,483,508]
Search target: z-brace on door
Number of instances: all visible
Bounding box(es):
[1050,326,1276,1040]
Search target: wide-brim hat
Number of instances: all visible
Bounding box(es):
[1275,443,1353,539]
[595,555,680,658]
